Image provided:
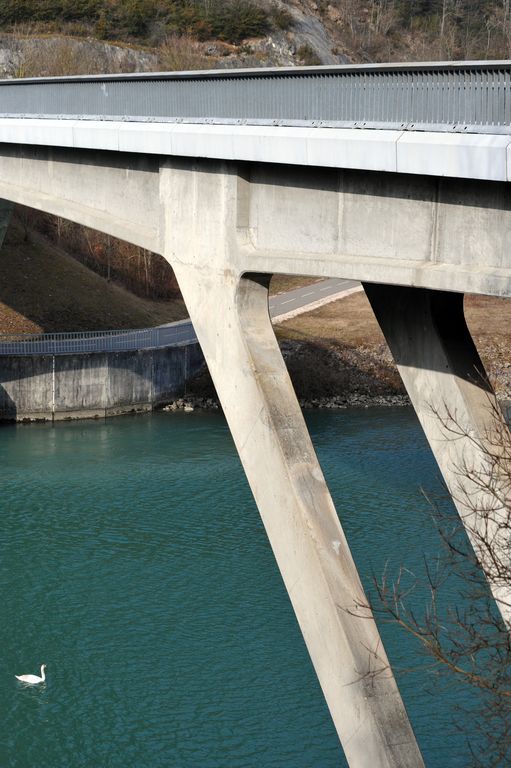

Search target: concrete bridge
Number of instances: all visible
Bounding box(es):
[1,61,511,766]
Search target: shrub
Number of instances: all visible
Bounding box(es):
[0,0,276,45]
[269,3,293,31]
[199,0,270,43]
[296,43,321,65]
[157,33,210,71]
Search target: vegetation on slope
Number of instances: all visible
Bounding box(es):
[4,1,511,61]
[24,209,180,301]
[0,0,291,46]
[318,0,511,61]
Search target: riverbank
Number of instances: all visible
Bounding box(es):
[161,392,410,413]
[181,289,511,411]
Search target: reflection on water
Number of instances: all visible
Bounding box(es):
[0,409,481,767]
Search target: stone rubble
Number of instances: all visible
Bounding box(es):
[160,393,410,413]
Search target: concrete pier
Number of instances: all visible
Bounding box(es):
[163,162,424,766]
[365,284,511,627]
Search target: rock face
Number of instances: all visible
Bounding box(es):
[207,1,350,68]
[0,35,159,78]
[0,0,349,79]
[283,2,349,64]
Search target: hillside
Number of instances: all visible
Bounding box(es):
[0,217,187,333]
[0,1,508,80]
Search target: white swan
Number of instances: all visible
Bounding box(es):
[15,664,46,685]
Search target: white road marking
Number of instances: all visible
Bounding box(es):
[273,285,363,323]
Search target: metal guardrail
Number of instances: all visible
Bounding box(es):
[1,61,511,133]
[0,320,197,356]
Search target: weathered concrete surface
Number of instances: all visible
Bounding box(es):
[162,163,425,767]
[0,344,202,421]
[242,165,511,296]
[0,146,160,251]
[0,355,53,418]
[365,284,511,627]
[0,148,511,295]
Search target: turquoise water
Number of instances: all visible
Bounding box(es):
[0,409,481,767]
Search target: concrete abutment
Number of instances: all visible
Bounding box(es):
[0,345,204,422]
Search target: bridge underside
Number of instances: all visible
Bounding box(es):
[1,145,511,767]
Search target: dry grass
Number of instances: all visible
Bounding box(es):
[465,294,511,396]
[0,219,186,333]
[276,290,385,347]
[278,290,511,358]
[275,289,511,398]
[269,275,319,295]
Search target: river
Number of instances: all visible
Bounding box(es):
[0,408,483,766]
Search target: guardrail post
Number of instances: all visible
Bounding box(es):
[51,354,55,423]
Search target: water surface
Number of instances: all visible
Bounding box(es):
[0,409,482,766]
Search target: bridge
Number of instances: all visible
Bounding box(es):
[1,61,511,767]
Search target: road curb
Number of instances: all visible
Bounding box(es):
[272,285,363,324]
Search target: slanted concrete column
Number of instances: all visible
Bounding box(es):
[365,283,511,627]
[161,160,424,767]
[0,199,12,249]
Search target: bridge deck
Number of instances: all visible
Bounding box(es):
[1,62,511,183]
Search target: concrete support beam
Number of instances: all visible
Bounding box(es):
[162,162,424,767]
[365,284,511,627]
[0,146,160,251]
[1,148,511,300]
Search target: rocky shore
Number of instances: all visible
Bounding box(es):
[161,326,511,415]
[161,337,410,414]
[160,392,410,413]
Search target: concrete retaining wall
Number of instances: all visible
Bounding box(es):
[0,343,203,421]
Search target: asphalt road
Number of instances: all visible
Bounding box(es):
[269,277,360,319]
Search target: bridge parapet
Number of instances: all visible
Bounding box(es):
[1,61,511,135]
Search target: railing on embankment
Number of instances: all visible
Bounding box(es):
[0,320,202,422]
[0,320,197,355]
[2,61,511,134]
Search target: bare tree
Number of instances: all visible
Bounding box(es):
[369,400,511,766]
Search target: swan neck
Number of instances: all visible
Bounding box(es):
[40,665,45,681]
